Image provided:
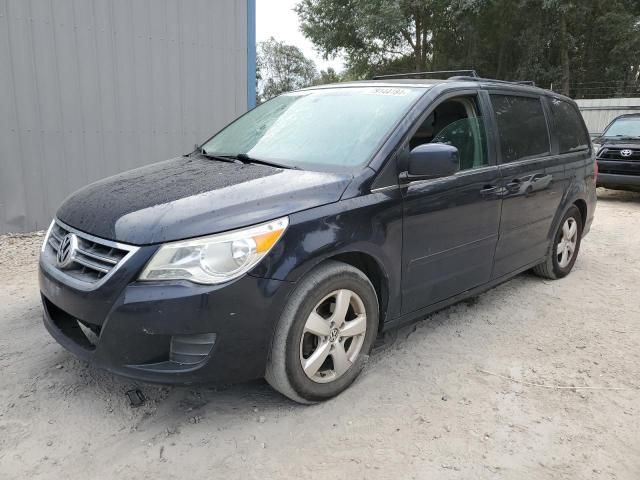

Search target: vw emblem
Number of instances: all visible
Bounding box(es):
[56,233,78,269]
[621,149,633,157]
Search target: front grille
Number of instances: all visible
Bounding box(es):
[43,220,138,287]
[599,147,640,161]
[598,167,640,176]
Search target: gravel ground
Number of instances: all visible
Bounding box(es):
[1,188,639,480]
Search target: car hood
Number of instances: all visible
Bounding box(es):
[56,156,352,245]
[594,137,640,147]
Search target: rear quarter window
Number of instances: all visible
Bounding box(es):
[549,98,589,153]
[490,94,551,163]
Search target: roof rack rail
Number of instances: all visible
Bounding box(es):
[372,69,479,80]
[449,75,537,87]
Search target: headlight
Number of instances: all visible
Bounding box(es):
[139,216,289,284]
[592,143,601,153]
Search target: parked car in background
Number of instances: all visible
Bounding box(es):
[39,74,596,404]
[592,114,640,191]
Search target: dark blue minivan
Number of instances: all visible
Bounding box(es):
[39,75,597,403]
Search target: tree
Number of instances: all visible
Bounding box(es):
[315,67,343,85]
[296,0,640,98]
[257,37,318,102]
[295,0,437,75]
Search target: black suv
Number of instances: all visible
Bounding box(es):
[39,75,596,403]
[592,113,640,190]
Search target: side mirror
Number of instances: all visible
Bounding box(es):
[403,143,459,181]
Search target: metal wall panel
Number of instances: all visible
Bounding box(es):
[576,98,640,136]
[0,0,249,233]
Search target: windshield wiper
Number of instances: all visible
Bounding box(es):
[199,149,296,169]
[199,148,243,164]
[235,153,296,170]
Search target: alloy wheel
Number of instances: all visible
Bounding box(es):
[557,217,578,268]
[299,289,367,384]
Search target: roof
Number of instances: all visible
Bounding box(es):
[303,79,448,90]
[305,77,546,92]
[611,113,640,118]
[301,77,572,103]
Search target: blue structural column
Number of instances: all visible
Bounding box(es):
[247,0,257,109]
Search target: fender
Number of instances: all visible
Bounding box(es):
[546,155,596,244]
[250,191,404,322]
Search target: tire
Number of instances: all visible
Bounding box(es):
[265,261,379,404]
[533,205,583,280]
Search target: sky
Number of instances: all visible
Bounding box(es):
[256,0,345,72]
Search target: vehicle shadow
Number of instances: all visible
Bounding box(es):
[37,270,541,432]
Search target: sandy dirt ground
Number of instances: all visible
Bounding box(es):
[1,188,639,480]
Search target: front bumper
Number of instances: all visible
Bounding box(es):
[597,173,640,188]
[597,159,640,190]
[39,255,294,385]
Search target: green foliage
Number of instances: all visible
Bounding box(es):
[257,37,318,102]
[296,0,640,98]
[314,67,344,85]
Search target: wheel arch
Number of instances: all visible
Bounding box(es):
[286,250,392,331]
[328,252,390,330]
[573,198,587,227]
[547,185,589,243]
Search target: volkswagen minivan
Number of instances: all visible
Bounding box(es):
[39,75,597,403]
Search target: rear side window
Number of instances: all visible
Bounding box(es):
[490,94,550,162]
[549,98,589,153]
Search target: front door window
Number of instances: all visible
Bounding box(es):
[409,96,488,172]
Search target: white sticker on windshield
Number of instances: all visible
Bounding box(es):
[366,87,411,96]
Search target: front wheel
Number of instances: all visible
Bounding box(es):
[265,261,379,404]
[533,205,583,279]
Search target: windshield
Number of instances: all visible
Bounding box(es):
[201,87,425,170]
[603,116,640,138]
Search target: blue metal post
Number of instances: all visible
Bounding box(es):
[247,0,257,109]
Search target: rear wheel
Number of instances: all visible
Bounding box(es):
[265,261,379,404]
[533,205,583,279]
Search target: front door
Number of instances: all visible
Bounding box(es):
[401,93,502,314]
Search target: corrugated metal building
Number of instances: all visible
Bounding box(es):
[576,98,640,137]
[0,0,256,233]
